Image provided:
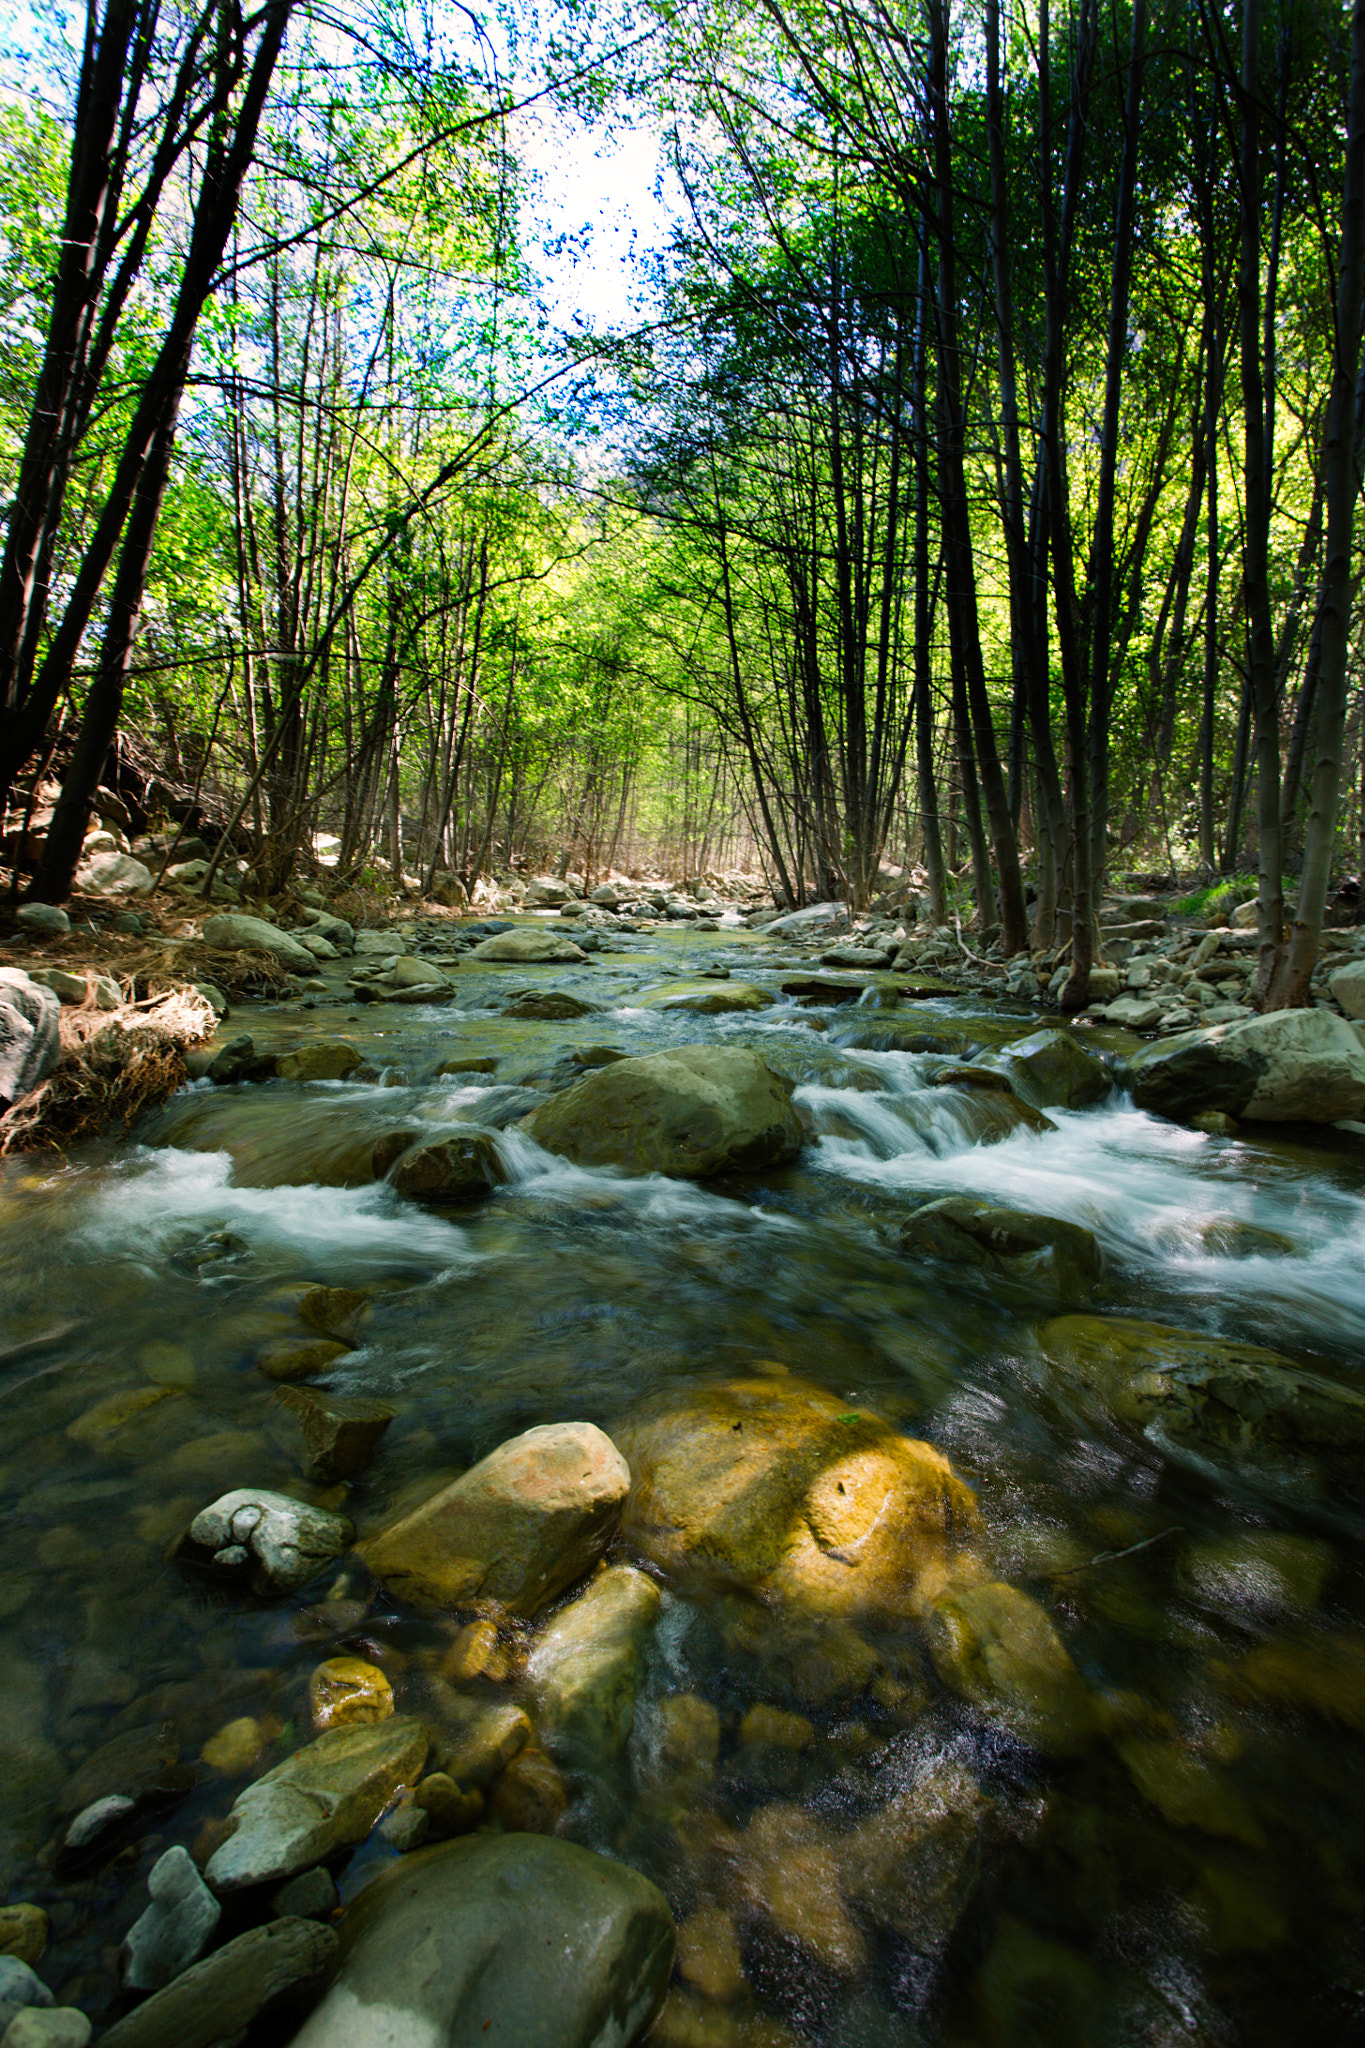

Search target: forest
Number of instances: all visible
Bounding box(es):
[3,0,1365,1012]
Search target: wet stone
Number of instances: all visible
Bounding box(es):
[288,1835,674,2048]
[271,1867,340,1921]
[297,1285,374,1344]
[96,1918,338,2048]
[199,1718,266,1775]
[488,1745,569,1833]
[2,2012,93,2048]
[121,1845,221,1992]
[205,1715,429,1891]
[387,1130,505,1204]
[255,1335,351,1383]
[309,1655,394,1731]
[361,1420,629,1615]
[378,1804,430,1851]
[525,1564,661,1762]
[182,1489,353,1594]
[0,1961,52,2032]
[272,1384,393,1482]
[0,1910,46,1969]
[430,1696,530,1787]
[413,1773,483,1838]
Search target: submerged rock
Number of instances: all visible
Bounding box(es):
[0,1960,52,2032]
[205,1716,429,1890]
[488,1744,569,1832]
[526,1564,662,1762]
[522,1044,804,1178]
[361,1420,630,1615]
[615,1375,981,1624]
[1178,1531,1332,1618]
[387,1130,505,1204]
[288,1835,675,2048]
[1126,1007,1365,1123]
[468,928,588,963]
[900,1197,1101,1303]
[3,2008,92,2047]
[650,982,775,1014]
[1037,1315,1365,1459]
[501,989,600,1019]
[841,1755,991,1950]
[272,1384,393,1481]
[430,1696,530,1788]
[926,1580,1106,1755]
[97,1918,337,2048]
[0,1907,47,1968]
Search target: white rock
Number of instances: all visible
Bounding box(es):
[188,1489,352,1593]
[72,853,154,897]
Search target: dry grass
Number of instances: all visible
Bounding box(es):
[0,981,217,1154]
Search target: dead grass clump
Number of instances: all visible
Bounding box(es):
[0,984,217,1153]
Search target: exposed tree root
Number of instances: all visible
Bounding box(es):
[0,984,216,1153]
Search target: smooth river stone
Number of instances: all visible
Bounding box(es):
[288,1835,674,2048]
[525,1564,661,1763]
[521,1043,804,1179]
[361,1421,629,1616]
[205,1717,429,1891]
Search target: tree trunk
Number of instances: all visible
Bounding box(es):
[1267,0,1365,1005]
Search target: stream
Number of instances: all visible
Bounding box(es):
[3,915,1365,2045]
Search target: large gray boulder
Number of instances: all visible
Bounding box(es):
[522,1044,804,1178]
[524,875,577,906]
[72,851,154,896]
[0,969,61,1108]
[201,913,316,970]
[288,1835,675,2048]
[467,928,587,963]
[1126,1007,1365,1122]
[974,1026,1111,1111]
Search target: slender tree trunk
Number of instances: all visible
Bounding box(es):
[928,0,1027,951]
[1238,0,1286,996]
[1086,0,1148,894]
[1268,0,1365,1005]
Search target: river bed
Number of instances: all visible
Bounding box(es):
[3,918,1364,2045]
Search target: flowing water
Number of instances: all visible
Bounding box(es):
[4,920,1365,2044]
